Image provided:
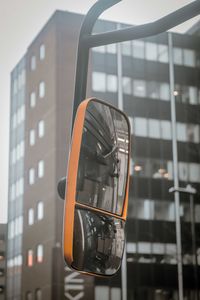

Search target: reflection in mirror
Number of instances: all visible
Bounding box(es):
[72,208,125,276]
[76,100,130,215]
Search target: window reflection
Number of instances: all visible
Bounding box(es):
[76,100,130,215]
[73,209,125,276]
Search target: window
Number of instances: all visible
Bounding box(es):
[12,113,17,129]
[160,83,170,101]
[36,244,44,263]
[187,124,199,143]
[29,168,35,185]
[35,289,42,300]
[37,201,44,220]
[107,44,117,54]
[160,120,171,140]
[31,56,36,70]
[107,74,117,92]
[121,41,132,56]
[145,42,157,61]
[188,86,198,105]
[30,92,36,108]
[38,160,44,178]
[148,119,160,138]
[92,72,106,92]
[132,40,145,59]
[173,48,183,65]
[40,44,45,60]
[134,117,147,137]
[177,123,187,142]
[29,129,35,146]
[133,80,146,97]
[28,209,34,225]
[147,81,159,99]
[27,250,33,267]
[122,77,132,95]
[179,162,188,181]
[183,49,195,67]
[39,81,45,98]
[92,45,106,53]
[158,44,168,63]
[189,163,200,182]
[38,120,45,138]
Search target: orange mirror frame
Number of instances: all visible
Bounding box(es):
[63,98,131,276]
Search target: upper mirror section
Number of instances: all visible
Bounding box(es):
[76,99,130,215]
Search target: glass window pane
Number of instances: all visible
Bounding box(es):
[173,48,183,65]
[177,123,187,142]
[121,41,132,56]
[28,209,34,225]
[160,83,170,101]
[189,86,198,104]
[39,81,45,98]
[38,161,44,178]
[107,44,117,54]
[145,42,157,61]
[37,244,43,263]
[92,46,106,53]
[179,162,188,181]
[138,242,151,254]
[31,56,36,70]
[122,77,132,95]
[29,168,35,185]
[187,124,200,143]
[160,120,171,140]
[92,72,106,92]
[107,74,117,92]
[132,40,145,59]
[158,44,169,63]
[37,202,44,220]
[29,129,35,146]
[40,44,45,60]
[133,80,146,97]
[27,250,33,267]
[147,81,159,99]
[38,120,45,138]
[30,92,36,108]
[148,119,160,138]
[183,49,195,67]
[134,117,147,137]
[189,163,200,182]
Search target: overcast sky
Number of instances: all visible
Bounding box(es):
[0,0,199,223]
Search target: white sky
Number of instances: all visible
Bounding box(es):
[0,0,199,223]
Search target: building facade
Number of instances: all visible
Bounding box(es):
[0,224,7,300]
[7,10,200,300]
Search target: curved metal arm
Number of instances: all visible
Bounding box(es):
[72,0,200,125]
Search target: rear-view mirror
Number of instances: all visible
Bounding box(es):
[63,98,130,276]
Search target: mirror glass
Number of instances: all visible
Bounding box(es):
[76,100,130,215]
[72,208,125,276]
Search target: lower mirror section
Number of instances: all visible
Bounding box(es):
[72,208,125,276]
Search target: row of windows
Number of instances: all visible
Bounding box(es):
[129,117,200,143]
[92,72,200,105]
[128,199,200,223]
[30,81,46,108]
[132,158,200,183]
[8,216,23,239]
[127,243,200,266]
[93,41,198,67]
[12,105,25,129]
[13,69,26,95]
[30,44,45,71]
[29,160,44,185]
[29,120,45,146]
[27,244,44,267]
[11,140,25,165]
[10,177,24,201]
[28,202,44,225]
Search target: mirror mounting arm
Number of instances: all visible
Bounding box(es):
[72,0,200,126]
